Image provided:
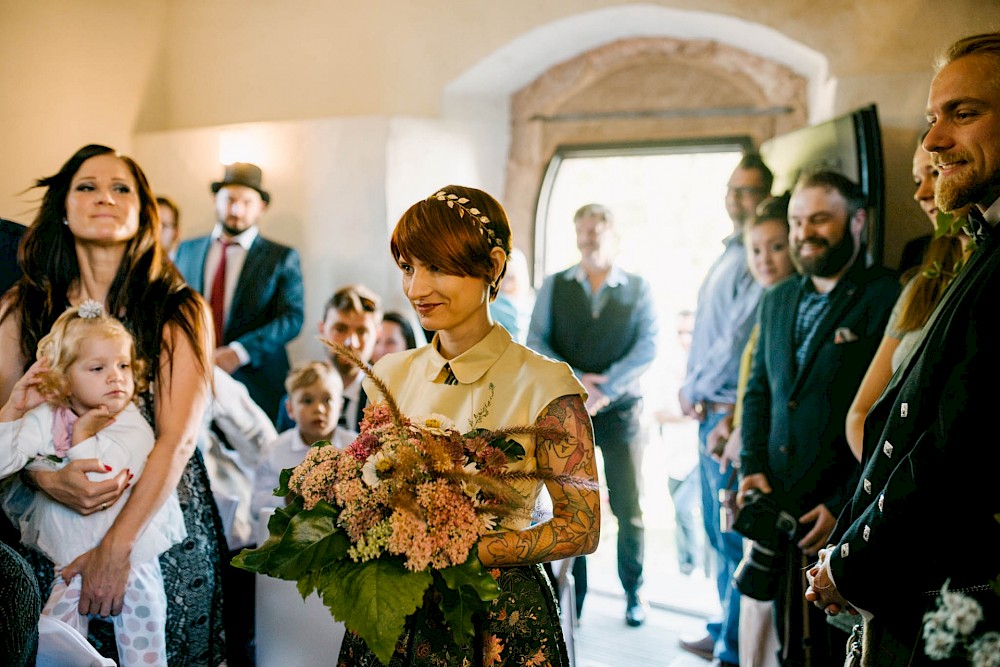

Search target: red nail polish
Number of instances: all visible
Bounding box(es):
[104,465,112,472]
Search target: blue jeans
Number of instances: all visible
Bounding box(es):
[668,466,702,573]
[698,413,743,665]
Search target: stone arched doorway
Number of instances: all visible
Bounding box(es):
[502,36,809,265]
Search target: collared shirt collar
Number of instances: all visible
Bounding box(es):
[423,324,513,384]
[211,223,258,251]
[722,230,745,249]
[981,195,1000,225]
[570,263,628,289]
[290,427,309,452]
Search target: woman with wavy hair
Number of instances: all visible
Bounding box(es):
[0,144,227,665]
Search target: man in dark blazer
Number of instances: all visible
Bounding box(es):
[0,218,26,295]
[739,170,899,666]
[807,33,1000,666]
[173,162,304,423]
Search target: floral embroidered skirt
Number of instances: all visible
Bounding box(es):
[338,563,569,667]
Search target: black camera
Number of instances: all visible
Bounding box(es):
[731,489,799,601]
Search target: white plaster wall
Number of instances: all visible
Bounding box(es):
[133,117,391,365]
[446,4,832,122]
[5,1,1000,292]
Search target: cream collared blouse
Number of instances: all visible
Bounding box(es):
[365,324,585,530]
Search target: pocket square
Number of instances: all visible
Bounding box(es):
[834,327,859,344]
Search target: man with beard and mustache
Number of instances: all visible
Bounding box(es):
[174,162,305,423]
[738,170,898,666]
[276,283,382,433]
[805,33,1000,666]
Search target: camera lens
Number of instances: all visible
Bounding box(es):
[734,540,785,601]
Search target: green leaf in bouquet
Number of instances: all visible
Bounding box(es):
[435,555,501,645]
[494,437,526,460]
[317,558,432,666]
[275,466,294,497]
[436,580,485,645]
[231,496,302,573]
[232,498,349,582]
[468,428,526,461]
[437,555,500,602]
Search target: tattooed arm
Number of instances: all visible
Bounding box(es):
[477,394,601,567]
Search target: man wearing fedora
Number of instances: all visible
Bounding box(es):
[174,162,305,424]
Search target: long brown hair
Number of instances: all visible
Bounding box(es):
[2,144,209,387]
[894,233,968,333]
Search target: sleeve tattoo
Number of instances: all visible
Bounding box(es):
[478,394,601,567]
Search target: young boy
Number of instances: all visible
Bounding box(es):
[251,361,356,519]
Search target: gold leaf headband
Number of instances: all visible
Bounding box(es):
[428,191,502,250]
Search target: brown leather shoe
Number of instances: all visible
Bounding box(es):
[678,635,714,661]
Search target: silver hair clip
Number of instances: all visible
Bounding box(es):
[78,299,104,319]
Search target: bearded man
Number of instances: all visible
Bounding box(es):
[738,170,899,666]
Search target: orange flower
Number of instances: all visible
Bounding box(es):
[524,649,548,667]
[481,634,504,666]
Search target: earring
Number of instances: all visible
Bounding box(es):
[63,218,69,226]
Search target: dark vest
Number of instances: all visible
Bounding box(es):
[549,272,642,398]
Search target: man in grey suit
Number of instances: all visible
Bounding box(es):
[173,162,304,423]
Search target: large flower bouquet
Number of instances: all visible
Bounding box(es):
[234,344,594,665]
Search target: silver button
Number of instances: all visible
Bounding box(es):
[841,543,850,558]
[863,479,872,494]
[900,403,908,418]
[883,441,893,458]
[863,525,871,541]
[878,494,884,512]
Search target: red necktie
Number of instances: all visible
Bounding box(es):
[210,238,232,346]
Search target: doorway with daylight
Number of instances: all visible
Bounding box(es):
[534,140,754,620]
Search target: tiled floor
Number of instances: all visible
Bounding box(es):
[573,589,712,667]
[569,420,722,666]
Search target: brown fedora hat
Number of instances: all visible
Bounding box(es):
[211,162,271,204]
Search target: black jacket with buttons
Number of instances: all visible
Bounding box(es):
[829,227,1000,655]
